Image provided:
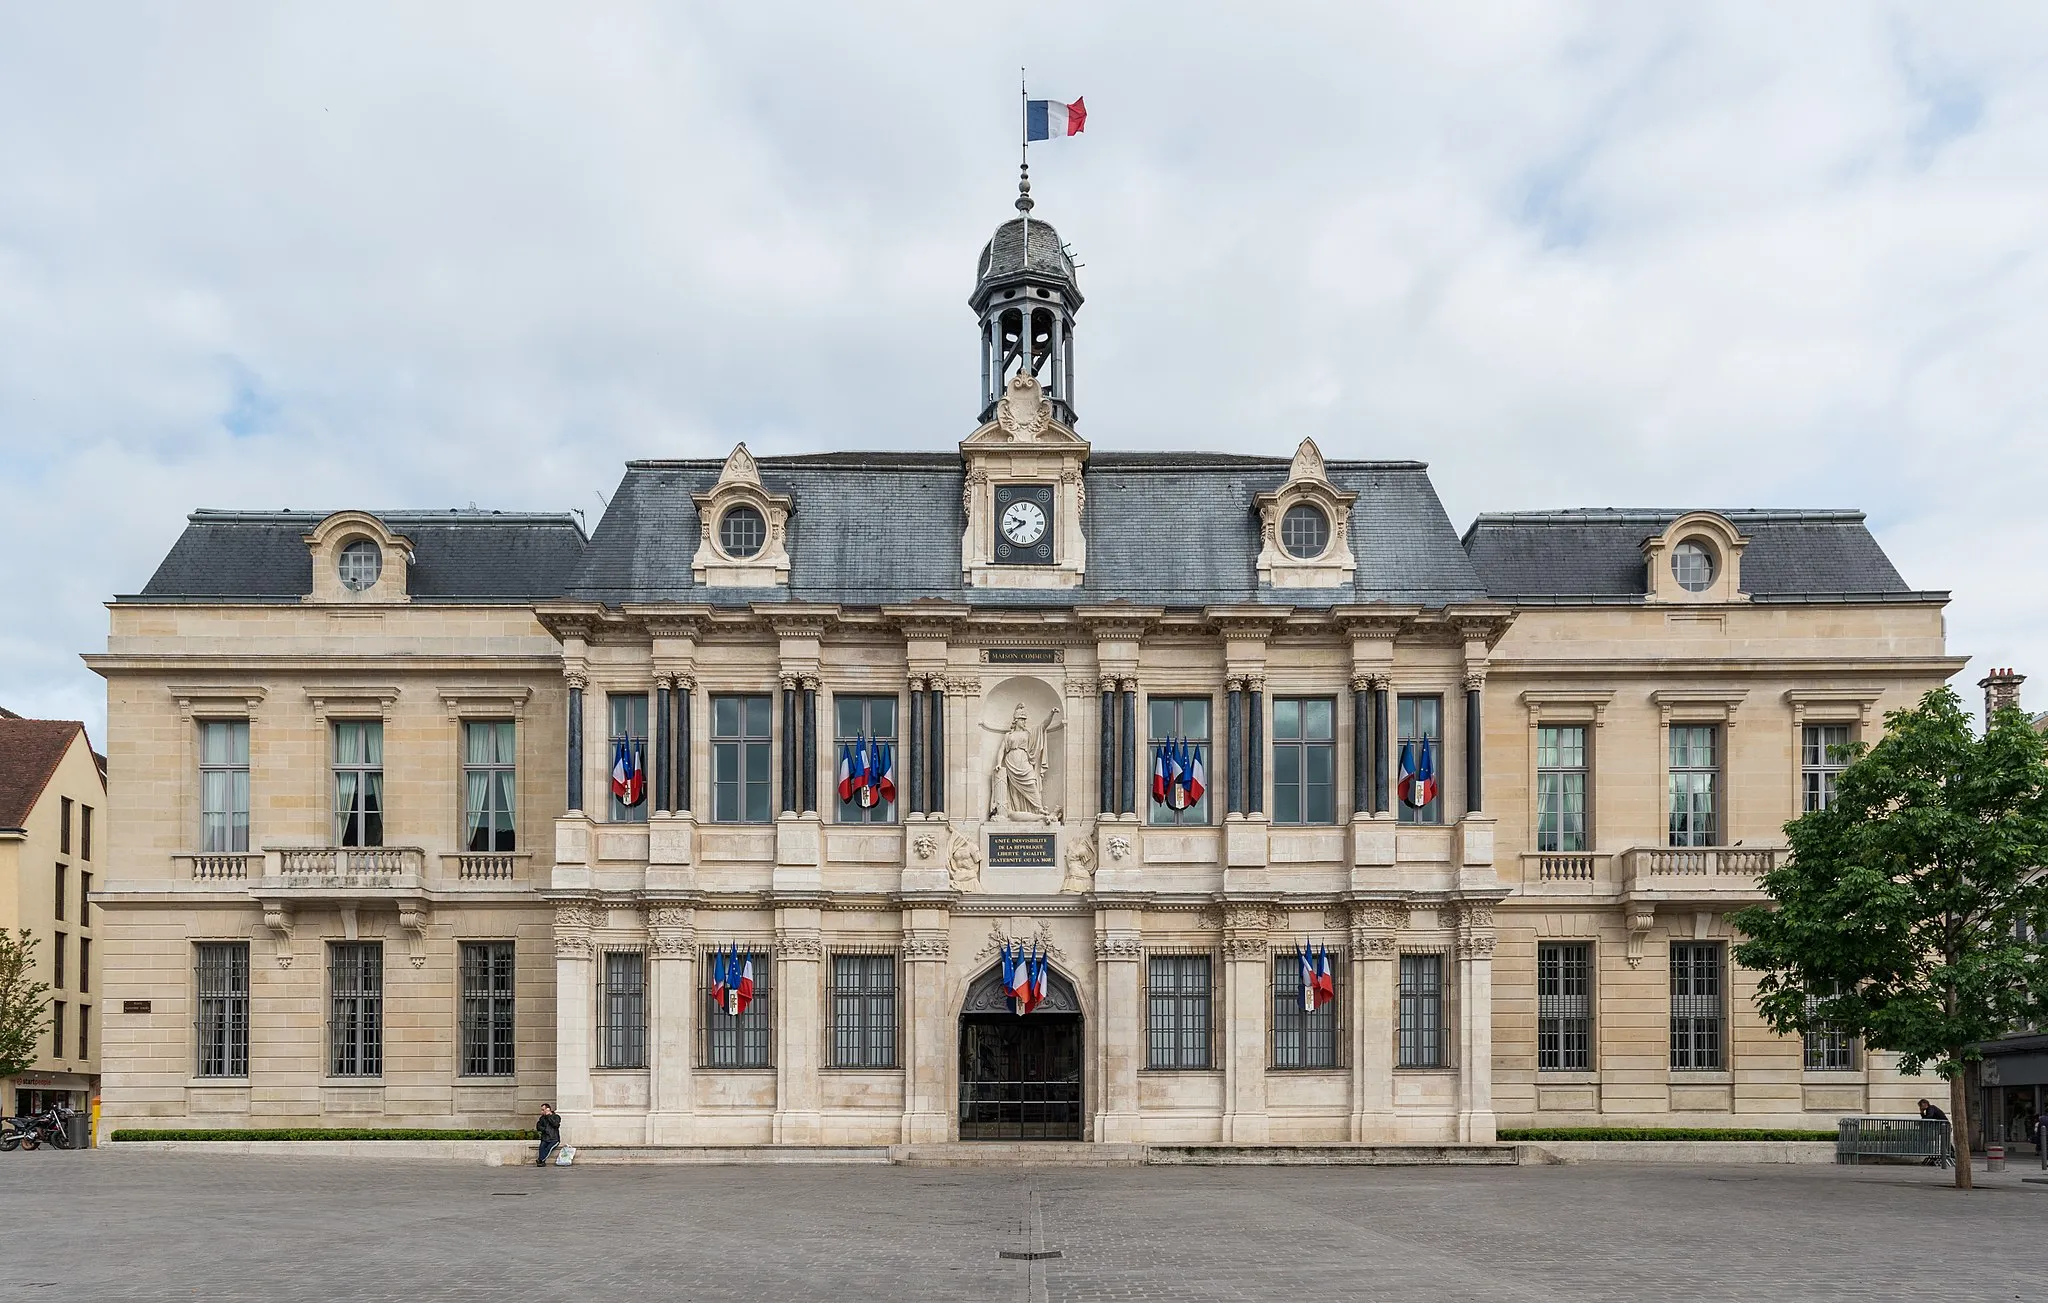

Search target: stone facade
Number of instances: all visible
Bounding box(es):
[87,196,1966,1146]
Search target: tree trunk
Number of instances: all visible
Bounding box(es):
[1949,1057,1972,1190]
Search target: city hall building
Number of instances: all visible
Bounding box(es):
[90,192,1964,1147]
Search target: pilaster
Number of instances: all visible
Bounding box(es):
[1347,901,1401,1140]
[1092,909,1143,1142]
[899,909,952,1143]
[1454,901,1498,1142]
[551,900,598,1130]
[645,903,696,1144]
[1220,901,1272,1144]
[771,906,824,1144]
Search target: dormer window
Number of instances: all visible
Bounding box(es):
[1672,539,1716,592]
[338,540,383,591]
[1281,504,1330,559]
[719,505,766,558]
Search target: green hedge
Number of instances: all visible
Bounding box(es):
[1501,1127,1836,1142]
[112,1128,533,1143]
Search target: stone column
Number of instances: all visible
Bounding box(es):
[1465,676,1483,816]
[1220,903,1272,1144]
[1455,902,1498,1143]
[654,681,672,814]
[1246,676,1265,815]
[929,685,946,814]
[566,675,586,814]
[552,902,597,1129]
[1351,677,1370,819]
[1373,684,1390,814]
[1227,677,1245,815]
[1093,917,1143,1143]
[899,917,952,1143]
[674,674,693,814]
[801,677,819,815]
[772,909,824,1144]
[1098,680,1116,816]
[646,904,695,1144]
[780,677,799,816]
[1348,904,1401,1141]
[908,680,926,816]
[1119,680,1137,816]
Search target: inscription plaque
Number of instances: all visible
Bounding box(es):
[986,832,1057,867]
[982,648,1061,665]
[123,1000,152,1014]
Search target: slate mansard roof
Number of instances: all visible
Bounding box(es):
[129,510,588,603]
[121,470,1937,611]
[1461,509,1932,603]
[560,452,1486,609]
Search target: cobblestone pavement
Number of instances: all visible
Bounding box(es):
[1,1152,2042,1302]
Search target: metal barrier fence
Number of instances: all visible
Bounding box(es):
[1836,1115,1952,1167]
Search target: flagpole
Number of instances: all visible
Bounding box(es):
[1019,66,1029,324]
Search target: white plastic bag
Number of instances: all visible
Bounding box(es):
[554,1145,576,1166]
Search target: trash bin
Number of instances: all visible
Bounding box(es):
[64,1112,88,1149]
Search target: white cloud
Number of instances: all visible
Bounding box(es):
[2,1,2045,740]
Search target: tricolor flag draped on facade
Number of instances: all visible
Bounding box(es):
[1399,735,1438,810]
[611,737,645,808]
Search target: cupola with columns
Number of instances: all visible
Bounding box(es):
[971,163,1081,427]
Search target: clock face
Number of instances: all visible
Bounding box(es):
[1001,500,1048,546]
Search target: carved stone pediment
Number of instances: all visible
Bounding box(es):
[691,443,794,587]
[1253,438,1359,589]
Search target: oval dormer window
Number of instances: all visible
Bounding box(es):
[337,539,383,592]
[719,505,766,559]
[1281,503,1330,559]
[1672,539,1717,593]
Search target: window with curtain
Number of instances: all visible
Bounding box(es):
[712,694,774,824]
[1536,726,1588,852]
[1396,696,1444,825]
[1146,955,1212,1070]
[1398,953,1446,1068]
[1802,724,1851,814]
[1272,697,1336,825]
[332,721,384,848]
[1146,696,1211,827]
[199,720,250,853]
[829,954,896,1068]
[1668,726,1718,848]
[608,694,649,823]
[834,695,899,824]
[463,720,517,852]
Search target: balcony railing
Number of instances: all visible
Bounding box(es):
[442,852,531,883]
[1534,852,1601,882]
[275,847,425,878]
[1627,846,1781,878]
[176,853,255,881]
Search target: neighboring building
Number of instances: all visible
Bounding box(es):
[0,711,106,1116]
[89,187,1964,1145]
[1974,667,2047,1155]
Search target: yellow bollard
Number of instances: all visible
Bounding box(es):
[89,1098,100,1148]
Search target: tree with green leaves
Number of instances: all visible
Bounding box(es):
[1732,686,2048,1189]
[0,928,53,1082]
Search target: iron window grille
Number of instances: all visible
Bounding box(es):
[1670,942,1724,1069]
[607,694,650,823]
[1398,953,1447,1068]
[1803,993,1858,1071]
[1396,695,1444,825]
[1272,698,1337,825]
[1802,724,1851,814]
[1147,696,1212,827]
[195,942,250,1078]
[462,720,517,852]
[1536,943,1593,1071]
[711,694,774,824]
[828,953,898,1068]
[1146,953,1214,1070]
[1271,948,1342,1070]
[1536,725,1589,853]
[460,942,517,1077]
[599,950,647,1069]
[834,695,899,825]
[328,942,383,1077]
[700,948,774,1069]
[332,721,384,848]
[198,720,250,853]
[1667,726,1718,848]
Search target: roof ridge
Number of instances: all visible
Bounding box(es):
[0,719,91,829]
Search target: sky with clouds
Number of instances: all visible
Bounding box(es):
[3,3,2044,745]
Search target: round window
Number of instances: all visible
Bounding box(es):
[337,539,382,591]
[1280,504,1330,559]
[1672,539,1717,592]
[719,505,767,558]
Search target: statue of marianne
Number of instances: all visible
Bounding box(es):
[984,703,1062,823]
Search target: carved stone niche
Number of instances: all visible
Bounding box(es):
[960,371,1090,591]
[979,675,1068,826]
[1254,438,1358,589]
[692,443,794,587]
[303,510,413,605]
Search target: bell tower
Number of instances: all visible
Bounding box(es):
[971,164,1082,426]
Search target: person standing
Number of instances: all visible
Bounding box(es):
[536,1104,562,1168]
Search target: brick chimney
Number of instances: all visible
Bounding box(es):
[1979,666,2026,718]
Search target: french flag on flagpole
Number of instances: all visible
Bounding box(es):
[710,947,728,1009]
[1026,97,1086,141]
[837,742,855,805]
[1298,944,1317,1012]
[734,949,755,1016]
[1187,742,1206,806]
[876,740,896,806]
[1316,944,1336,1009]
[1152,743,1169,805]
[1007,941,1033,1014]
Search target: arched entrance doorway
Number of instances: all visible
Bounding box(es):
[958,963,1084,1140]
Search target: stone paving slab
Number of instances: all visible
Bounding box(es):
[0,1150,2041,1301]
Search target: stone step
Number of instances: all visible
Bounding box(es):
[893,1142,1144,1166]
[564,1141,1516,1167]
[1146,1144,1519,1166]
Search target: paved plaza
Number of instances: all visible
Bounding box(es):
[0,1153,2042,1302]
